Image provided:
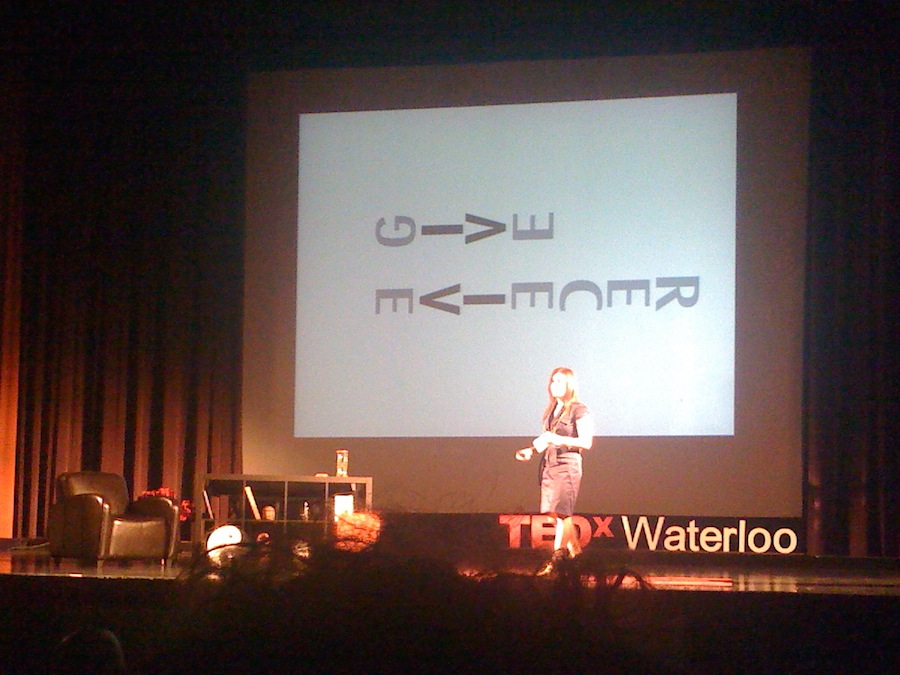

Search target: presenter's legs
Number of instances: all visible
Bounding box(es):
[561,516,582,557]
[536,514,580,576]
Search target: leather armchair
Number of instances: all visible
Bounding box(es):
[48,471,179,564]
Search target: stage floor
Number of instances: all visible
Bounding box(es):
[4,541,900,596]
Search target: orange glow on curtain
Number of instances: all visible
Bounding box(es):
[0,70,24,539]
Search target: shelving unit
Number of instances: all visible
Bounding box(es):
[192,473,373,545]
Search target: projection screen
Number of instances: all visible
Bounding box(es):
[244,48,808,517]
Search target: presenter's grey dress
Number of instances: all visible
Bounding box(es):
[538,401,589,518]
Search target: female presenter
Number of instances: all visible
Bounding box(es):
[516,367,594,575]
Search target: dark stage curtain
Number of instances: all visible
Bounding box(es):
[10,64,244,538]
[805,39,899,556]
[1,60,25,538]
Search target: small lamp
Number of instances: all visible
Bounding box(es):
[333,494,354,521]
[206,524,244,551]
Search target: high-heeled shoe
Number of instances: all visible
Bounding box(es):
[535,548,568,577]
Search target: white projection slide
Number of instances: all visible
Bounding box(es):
[295,93,736,438]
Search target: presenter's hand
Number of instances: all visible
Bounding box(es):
[532,433,552,453]
[515,447,534,462]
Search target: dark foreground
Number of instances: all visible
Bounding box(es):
[2,534,900,673]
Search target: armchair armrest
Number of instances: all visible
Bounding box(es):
[129,496,180,560]
[129,495,177,519]
[48,493,112,559]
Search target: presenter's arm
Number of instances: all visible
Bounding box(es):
[539,411,595,451]
[516,410,594,460]
[516,427,556,460]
